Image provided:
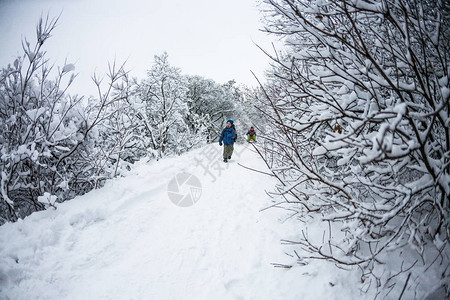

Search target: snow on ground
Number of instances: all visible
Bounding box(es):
[0,143,369,300]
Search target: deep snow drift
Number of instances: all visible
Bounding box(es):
[1,143,379,299]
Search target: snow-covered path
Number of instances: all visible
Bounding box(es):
[0,143,364,300]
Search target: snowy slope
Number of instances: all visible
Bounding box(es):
[0,143,368,300]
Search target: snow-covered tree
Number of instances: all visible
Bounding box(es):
[185,76,239,142]
[137,53,190,158]
[86,61,144,187]
[0,16,140,223]
[257,0,449,297]
[234,84,268,138]
[221,80,247,141]
[0,16,84,221]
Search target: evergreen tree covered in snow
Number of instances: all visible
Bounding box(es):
[257,0,449,297]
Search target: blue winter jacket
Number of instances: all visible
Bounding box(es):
[219,127,236,146]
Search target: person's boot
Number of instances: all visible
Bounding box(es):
[223,158,228,163]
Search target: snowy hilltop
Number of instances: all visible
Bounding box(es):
[1,144,371,300]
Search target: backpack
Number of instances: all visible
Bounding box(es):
[232,124,237,142]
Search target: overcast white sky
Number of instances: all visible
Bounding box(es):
[0,0,276,96]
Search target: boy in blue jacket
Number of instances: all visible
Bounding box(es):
[219,119,236,162]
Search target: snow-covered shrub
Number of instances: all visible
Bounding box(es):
[257,0,449,298]
[0,16,142,224]
[0,16,87,222]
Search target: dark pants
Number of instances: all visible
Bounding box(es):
[223,145,234,159]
